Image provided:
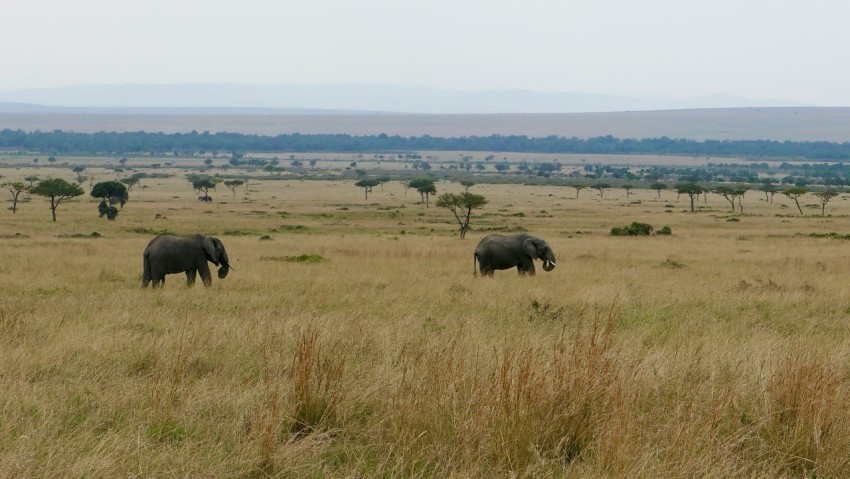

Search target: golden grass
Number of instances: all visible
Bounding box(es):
[3,165,850,477]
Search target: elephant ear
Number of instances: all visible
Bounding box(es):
[203,236,221,265]
[522,238,540,260]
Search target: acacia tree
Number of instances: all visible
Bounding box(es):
[571,183,586,199]
[91,181,129,220]
[734,184,749,213]
[3,181,29,213]
[459,180,475,193]
[622,184,634,199]
[436,192,488,239]
[592,182,611,199]
[408,178,436,208]
[30,178,84,221]
[120,172,146,192]
[355,178,380,199]
[714,186,739,212]
[676,183,704,212]
[187,174,221,198]
[759,180,779,204]
[782,187,807,215]
[812,190,839,216]
[223,179,245,198]
[72,166,86,183]
[650,182,667,199]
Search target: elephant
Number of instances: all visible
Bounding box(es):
[198,195,212,202]
[142,234,230,288]
[474,233,556,277]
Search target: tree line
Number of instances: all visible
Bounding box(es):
[3,129,850,160]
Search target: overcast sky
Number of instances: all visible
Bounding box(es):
[3,0,849,106]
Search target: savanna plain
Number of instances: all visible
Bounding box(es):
[3,160,850,478]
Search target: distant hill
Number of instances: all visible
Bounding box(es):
[0,83,806,114]
[1,105,849,142]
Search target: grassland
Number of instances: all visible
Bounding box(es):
[3,162,850,477]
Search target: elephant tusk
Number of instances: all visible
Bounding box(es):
[550,261,556,267]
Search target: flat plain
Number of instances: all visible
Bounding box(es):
[4,106,850,141]
[2,159,850,478]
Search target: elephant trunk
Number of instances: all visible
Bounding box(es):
[542,259,556,272]
[217,249,231,279]
[218,262,230,279]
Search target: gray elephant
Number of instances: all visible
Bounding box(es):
[474,233,556,277]
[142,234,230,288]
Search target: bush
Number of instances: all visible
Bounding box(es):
[611,222,654,236]
[658,226,672,235]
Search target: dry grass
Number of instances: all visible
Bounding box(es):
[3,164,850,477]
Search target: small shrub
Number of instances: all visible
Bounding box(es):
[610,222,653,236]
[285,254,325,263]
[658,226,672,235]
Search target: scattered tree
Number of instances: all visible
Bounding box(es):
[120,175,141,192]
[650,182,667,199]
[622,184,634,198]
[3,181,29,213]
[782,187,807,215]
[734,184,749,214]
[570,183,587,199]
[91,181,129,220]
[30,178,84,221]
[714,186,739,212]
[24,175,39,188]
[223,180,245,198]
[459,180,475,193]
[676,183,705,212]
[759,181,779,204]
[408,178,437,208]
[355,178,380,199]
[436,192,488,238]
[812,190,839,216]
[592,182,611,199]
[187,174,221,198]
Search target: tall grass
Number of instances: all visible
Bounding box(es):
[3,169,850,476]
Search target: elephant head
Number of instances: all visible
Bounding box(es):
[522,237,557,272]
[203,236,231,279]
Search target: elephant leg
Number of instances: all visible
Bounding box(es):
[186,269,197,287]
[518,260,536,276]
[198,264,213,287]
[152,277,164,289]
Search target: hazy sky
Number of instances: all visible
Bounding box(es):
[4,0,850,106]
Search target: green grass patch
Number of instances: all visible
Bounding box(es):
[272,224,311,232]
[810,232,850,239]
[260,254,325,263]
[126,227,172,235]
[221,229,262,236]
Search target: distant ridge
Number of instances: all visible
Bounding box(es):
[2,106,849,142]
[0,83,806,114]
